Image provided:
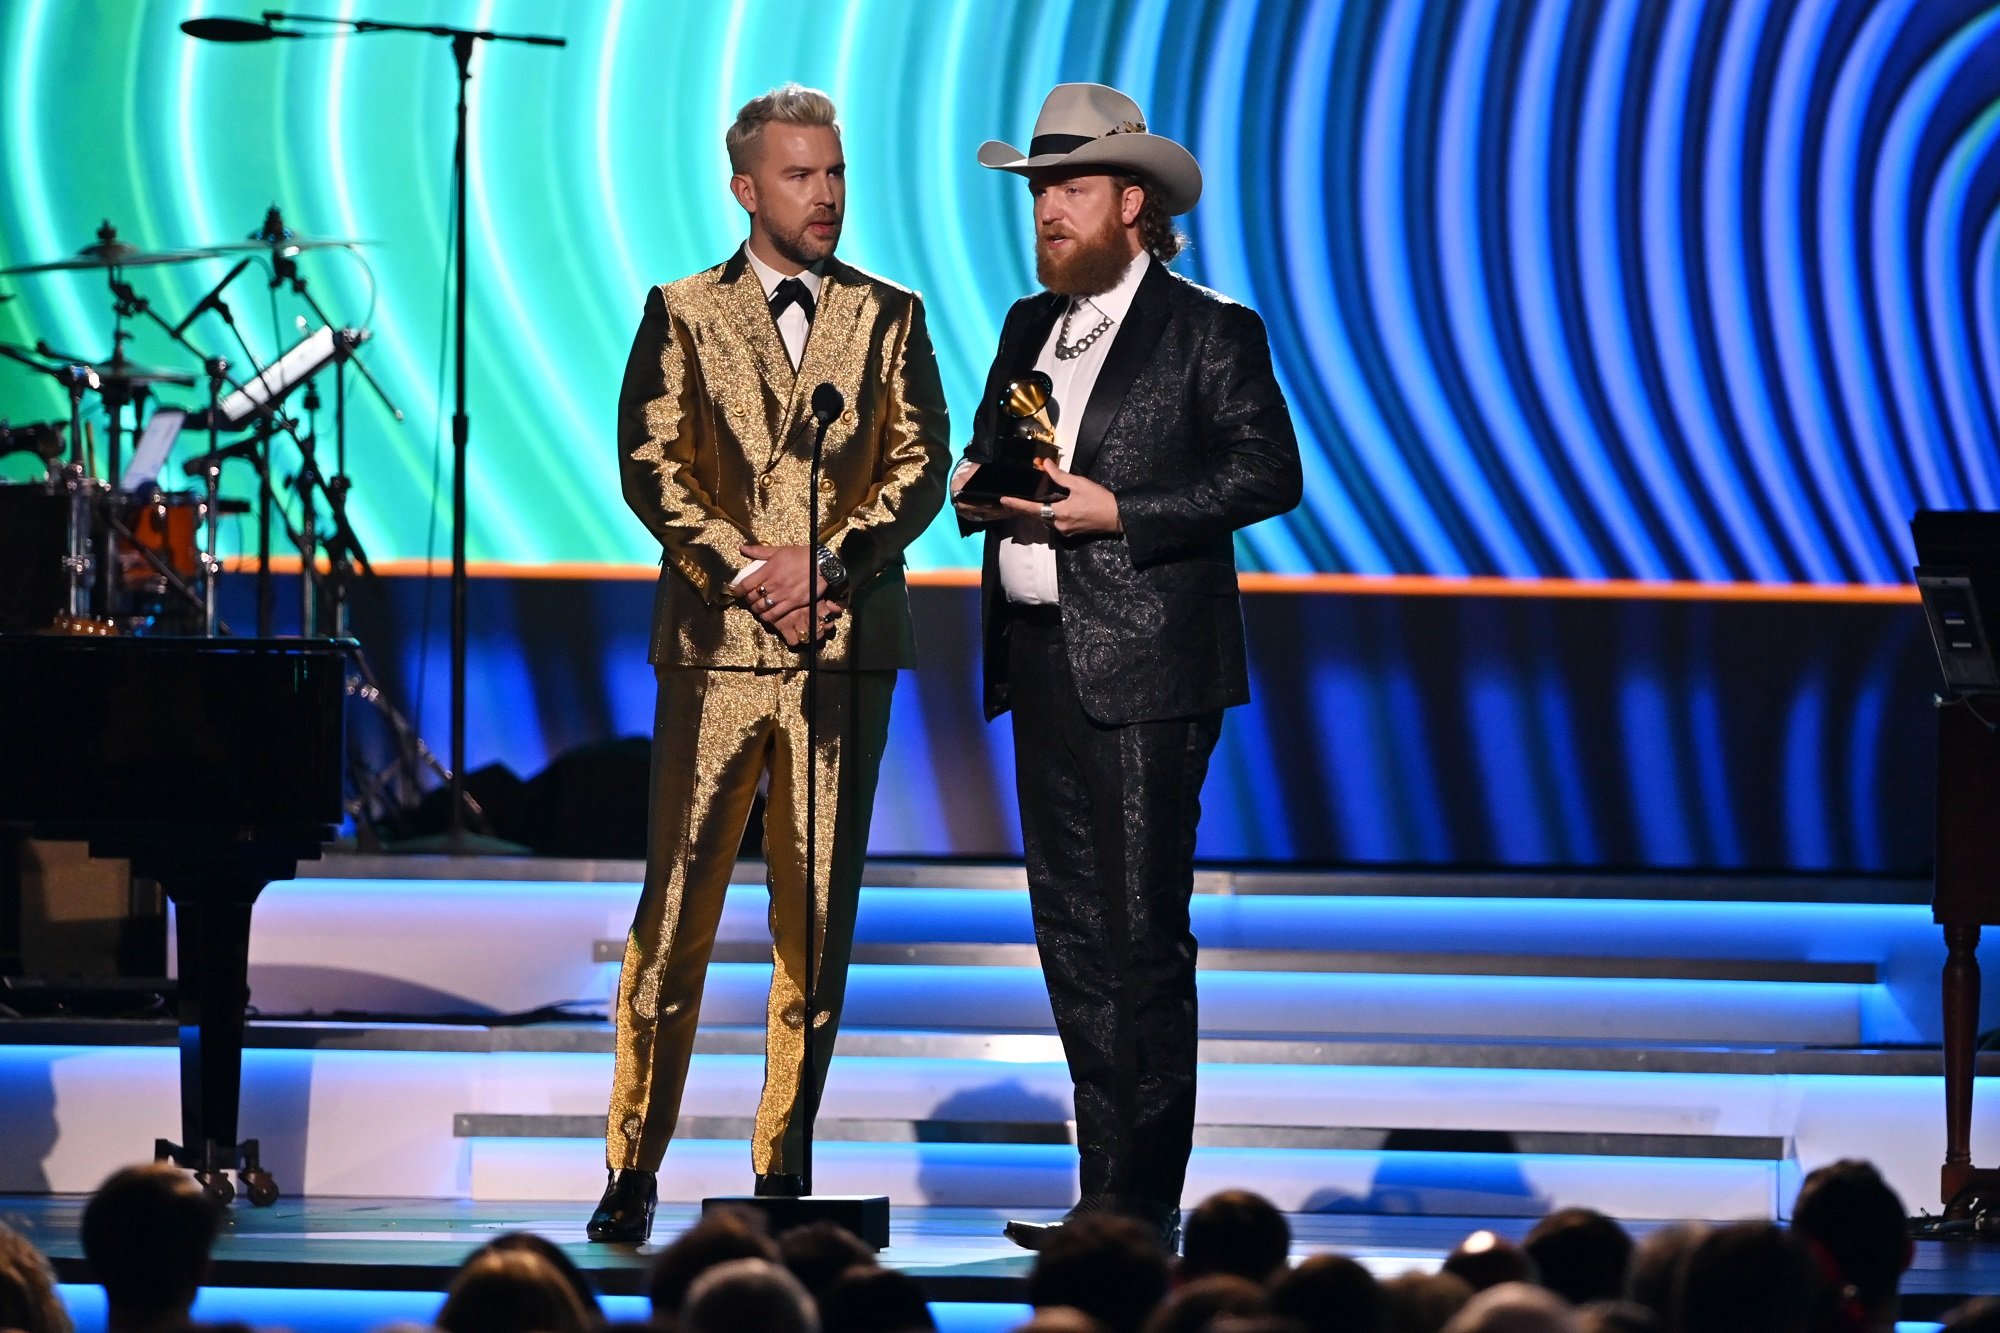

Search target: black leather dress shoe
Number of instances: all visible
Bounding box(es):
[754,1173,805,1197]
[1002,1194,1115,1251]
[586,1168,657,1243]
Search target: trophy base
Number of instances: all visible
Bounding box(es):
[957,459,1068,506]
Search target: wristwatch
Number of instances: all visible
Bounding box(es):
[814,544,850,597]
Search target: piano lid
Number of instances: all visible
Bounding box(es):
[0,635,352,840]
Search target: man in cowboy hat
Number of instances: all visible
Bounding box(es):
[954,82,1302,1251]
[591,82,950,1243]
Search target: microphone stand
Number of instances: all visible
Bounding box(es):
[707,385,888,1248]
[260,9,563,852]
[803,399,830,1199]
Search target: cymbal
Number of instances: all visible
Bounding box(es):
[1,238,221,276]
[206,235,372,257]
[84,357,196,388]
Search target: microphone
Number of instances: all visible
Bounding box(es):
[811,382,844,427]
[181,17,299,42]
[172,257,253,337]
[180,17,286,41]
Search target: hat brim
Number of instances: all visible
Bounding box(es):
[977,134,1202,215]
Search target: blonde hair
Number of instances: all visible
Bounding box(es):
[727,84,840,173]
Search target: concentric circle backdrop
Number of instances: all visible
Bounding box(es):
[4,0,2000,582]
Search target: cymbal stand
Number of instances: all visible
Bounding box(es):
[329,347,351,637]
[267,228,401,427]
[57,366,99,623]
[284,376,380,640]
[201,298,372,639]
[262,213,400,640]
[295,381,321,635]
[192,289,284,635]
[199,358,227,635]
[253,412,275,635]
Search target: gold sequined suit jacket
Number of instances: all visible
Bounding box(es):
[619,248,951,668]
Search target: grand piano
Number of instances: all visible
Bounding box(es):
[0,634,348,1204]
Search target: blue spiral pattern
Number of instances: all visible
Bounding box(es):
[2,0,2000,582]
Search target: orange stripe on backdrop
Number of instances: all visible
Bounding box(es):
[224,557,1922,604]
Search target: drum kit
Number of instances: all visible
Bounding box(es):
[0,210,392,639]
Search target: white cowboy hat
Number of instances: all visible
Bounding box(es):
[978,83,1203,215]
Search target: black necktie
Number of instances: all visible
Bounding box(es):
[769,276,815,323]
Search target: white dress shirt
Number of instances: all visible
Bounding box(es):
[745,245,822,371]
[983,249,1153,606]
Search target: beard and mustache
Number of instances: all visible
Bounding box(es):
[1035,205,1136,297]
[769,207,843,268]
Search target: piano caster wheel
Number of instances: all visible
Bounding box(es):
[240,1169,280,1207]
[194,1169,235,1205]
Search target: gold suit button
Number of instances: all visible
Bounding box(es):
[759,475,773,492]
[819,478,835,493]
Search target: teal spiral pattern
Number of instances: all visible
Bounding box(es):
[4,0,2000,581]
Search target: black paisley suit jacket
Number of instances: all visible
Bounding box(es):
[962,261,1302,725]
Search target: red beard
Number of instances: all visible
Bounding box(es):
[1036,208,1135,296]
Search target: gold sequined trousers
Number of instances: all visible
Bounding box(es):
[606,664,895,1175]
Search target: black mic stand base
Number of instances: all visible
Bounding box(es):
[700,1192,890,1251]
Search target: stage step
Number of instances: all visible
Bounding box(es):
[463,1137,1788,1221]
[456,1112,1789,1159]
[240,876,1943,1050]
[4,1014,1985,1074]
[649,940,1877,984]
[301,854,1931,905]
[0,859,1976,1224]
[1,1016,1976,1219]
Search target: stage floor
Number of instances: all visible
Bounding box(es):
[3,1195,1997,1322]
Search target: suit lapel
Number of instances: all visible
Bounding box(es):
[787,259,864,446]
[723,247,798,425]
[1012,294,1064,382]
[1070,262,1171,479]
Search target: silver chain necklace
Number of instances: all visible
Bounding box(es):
[1054,299,1112,360]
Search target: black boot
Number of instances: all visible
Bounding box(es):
[586,1168,657,1243]
[755,1173,806,1197]
[1003,1193,1115,1251]
[1125,1199,1182,1254]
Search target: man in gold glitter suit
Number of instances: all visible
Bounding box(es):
[589,84,950,1243]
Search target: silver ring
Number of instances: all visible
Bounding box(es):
[1039,503,1055,523]
[763,594,774,608]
